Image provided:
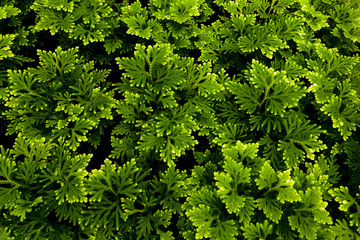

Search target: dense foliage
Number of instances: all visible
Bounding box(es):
[1,0,360,239]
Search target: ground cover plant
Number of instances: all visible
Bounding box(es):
[1,0,360,239]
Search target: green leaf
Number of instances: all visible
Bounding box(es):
[10,197,43,222]
[278,115,327,168]
[53,153,90,204]
[37,46,78,75]
[330,186,360,232]
[152,164,189,213]
[226,82,262,114]
[88,158,142,201]
[288,212,317,240]
[308,69,335,104]
[239,27,288,58]
[296,1,329,31]
[187,204,214,239]
[209,219,238,240]
[69,24,106,45]
[184,60,225,98]
[228,60,306,117]
[276,170,300,203]
[0,34,15,60]
[65,118,96,151]
[136,129,166,153]
[170,0,200,23]
[256,197,283,223]
[213,123,247,148]
[255,161,277,191]
[0,150,21,209]
[215,158,251,214]
[104,38,123,54]
[330,219,360,240]
[314,43,359,76]
[237,195,257,225]
[158,90,178,109]
[82,159,142,230]
[32,7,75,35]
[159,129,198,164]
[0,5,21,19]
[55,201,84,226]
[241,220,273,240]
[123,14,161,39]
[109,136,136,161]
[289,187,332,239]
[222,140,260,161]
[321,95,359,141]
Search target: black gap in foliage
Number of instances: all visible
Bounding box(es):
[204,2,228,26]
[80,42,111,65]
[176,149,197,172]
[81,122,114,171]
[174,46,202,60]
[35,32,60,51]
[176,131,211,171]
[0,121,16,150]
[193,131,211,152]
[107,55,129,101]
[168,212,180,239]
[0,134,16,151]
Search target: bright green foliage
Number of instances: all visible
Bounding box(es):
[4,46,116,150]
[307,69,335,104]
[0,0,35,87]
[185,188,239,240]
[330,186,360,234]
[116,44,183,91]
[0,145,21,210]
[116,43,183,91]
[188,157,219,189]
[330,219,360,240]
[227,60,307,117]
[114,43,225,164]
[241,220,273,240]
[306,42,360,140]
[1,0,360,239]
[121,1,162,40]
[168,0,200,23]
[256,161,300,223]
[150,0,201,23]
[81,158,142,232]
[40,137,90,205]
[321,95,359,140]
[109,135,136,161]
[119,0,212,52]
[238,26,288,59]
[213,123,248,148]
[195,22,223,64]
[151,164,189,214]
[0,4,20,19]
[328,0,360,44]
[277,114,327,168]
[221,141,262,173]
[312,43,359,76]
[31,0,117,45]
[0,34,15,61]
[214,158,254,221]
[0,134,92,239]
[288,187,332,240]
[182,60,224,99]
[259,112,326,168]
[37,137,90,226]
[295,0,329,31]
[257,162,300,203]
